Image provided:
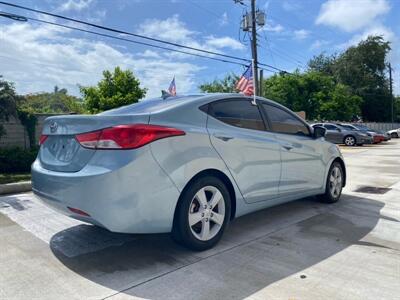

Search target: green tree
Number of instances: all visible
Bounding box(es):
[19,86,86,114]
[310,36,391,121]
[262,72,362,121]
[320,84,362,121]
[199,73,239,93]
[80,67,147,113]
[308,53,337,76]
[0,76,19,139]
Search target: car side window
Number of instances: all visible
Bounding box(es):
[324,124,338,130]
[262,103,310,136]
[208,99,265,131]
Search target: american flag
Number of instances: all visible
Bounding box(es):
[235,64,253,96]
[168,76,176,96]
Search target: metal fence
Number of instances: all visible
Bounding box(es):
[309,121,400,132]
[352,122,400,132]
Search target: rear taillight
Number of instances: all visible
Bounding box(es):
[75,124,185,150]
[67,206,91,217]
[39,135,48,145]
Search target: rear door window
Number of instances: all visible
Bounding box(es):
[262,103,310,136]
[209,99,265,131]
[324,124,339,130]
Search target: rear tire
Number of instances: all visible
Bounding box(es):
[343,135,356,146]
[318,161,344,204]
[172,176,231,251]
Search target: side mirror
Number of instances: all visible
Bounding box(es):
[313,126,326,139]
[337,128,342,132]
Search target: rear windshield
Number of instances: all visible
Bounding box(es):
[99,95,201,115]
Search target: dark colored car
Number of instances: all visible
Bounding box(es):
[311,123,372,146]
[340,124,388,143]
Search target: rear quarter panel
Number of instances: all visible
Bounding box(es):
[148,102,247,217]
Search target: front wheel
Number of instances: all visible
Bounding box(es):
[391,132,399,138]
[343,135,356,146]
[172,176,231,251]
[318,162,344,203]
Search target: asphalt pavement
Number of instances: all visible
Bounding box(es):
[0,140,399,300]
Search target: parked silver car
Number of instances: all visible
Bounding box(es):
[32,94,346,250]
[388,128,400,138]
[311,123,372,146]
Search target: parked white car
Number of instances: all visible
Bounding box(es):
[387,128,400,138]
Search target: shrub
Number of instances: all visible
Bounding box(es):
[0,147,39,173]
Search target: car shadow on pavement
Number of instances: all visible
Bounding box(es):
[50,194,386,300]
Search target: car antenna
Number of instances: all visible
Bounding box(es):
[161,90,172,100]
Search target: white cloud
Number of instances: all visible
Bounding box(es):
[294,29,310,40]
[138,14,195,44]
[87,9,107,23]
[205,36,245,50]
[282,1,301,11]
[310,39,330,50]
[220,12,229,26]
[137,15,244,52]
[264,23,284,33]
[0,15,244,98]
[338,24,395,49]
[316,0,390,32]
[0,22,202,98]
[59,0,94,12]
[138,50,161,59]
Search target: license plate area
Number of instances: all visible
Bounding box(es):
[48,136,80,163]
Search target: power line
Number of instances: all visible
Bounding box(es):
[0,1,291,74]
[258,38,305,69]
[0,1,250,64]
[258,34,276,68]
[0,11,248,67]
[1,10,281,78]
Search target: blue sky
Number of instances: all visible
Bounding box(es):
[0,0,399,97]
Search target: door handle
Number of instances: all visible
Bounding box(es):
[214,134,234,142]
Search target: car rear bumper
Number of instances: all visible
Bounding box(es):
[31,147,180,234]
[373,136,384,143]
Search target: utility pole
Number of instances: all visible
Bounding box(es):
[236,0,265,96]
[259,69,263,96]
[389,63,393,125]
[250,0,259,96]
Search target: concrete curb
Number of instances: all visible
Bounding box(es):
[0,181,32,195]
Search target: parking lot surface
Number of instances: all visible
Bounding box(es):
[1,140,399,300]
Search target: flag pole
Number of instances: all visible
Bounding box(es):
[251,59,256,105]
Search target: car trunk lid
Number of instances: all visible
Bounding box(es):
[39,114,149,172]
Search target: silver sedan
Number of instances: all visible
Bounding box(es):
[32,94,346,250]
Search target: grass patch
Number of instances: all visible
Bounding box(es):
[0,173,31,184]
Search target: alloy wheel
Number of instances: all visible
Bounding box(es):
[329,166,342,198]
[344,136,355,146]
[188,186,226,241]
